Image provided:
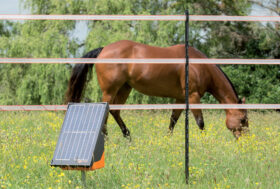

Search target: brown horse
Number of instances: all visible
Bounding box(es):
[65,40,248,139]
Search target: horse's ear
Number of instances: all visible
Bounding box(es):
[242,97,246,104]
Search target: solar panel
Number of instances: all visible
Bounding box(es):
[51,103,109,168]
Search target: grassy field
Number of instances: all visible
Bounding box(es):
[1,110,280,189]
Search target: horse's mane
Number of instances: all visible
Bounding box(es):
[216,65,240,102]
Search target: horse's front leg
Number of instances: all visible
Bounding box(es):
[189,92,205,130]
[191,109,204,130]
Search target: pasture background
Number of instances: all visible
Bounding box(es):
[1,110,279,188]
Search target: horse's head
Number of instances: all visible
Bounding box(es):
[226,97,249,139]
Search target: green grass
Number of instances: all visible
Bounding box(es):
[1,110,280,189]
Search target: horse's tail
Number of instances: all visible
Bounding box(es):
[65,47,103,103]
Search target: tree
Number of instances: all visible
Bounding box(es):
[220,0,280,104]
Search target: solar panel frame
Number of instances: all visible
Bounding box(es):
[51,102,108,167]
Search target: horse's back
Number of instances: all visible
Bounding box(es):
[95,40,214,100]
[98,40,185,58]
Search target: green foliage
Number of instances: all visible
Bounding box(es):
[219,21,280,103]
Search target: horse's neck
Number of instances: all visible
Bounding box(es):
[188,47,239,105]
[209,66,239,105]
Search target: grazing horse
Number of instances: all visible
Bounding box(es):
[65,40,248,139]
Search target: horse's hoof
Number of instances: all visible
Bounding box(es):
[168,129,174,136]
[102,126,108,136]
[103,133,109,141]
[200,129,206,135]
[125,135,132,142]
[102,131,108,136]
[123,130,131,141]
[198,122,205,131]
[123,133,132,141]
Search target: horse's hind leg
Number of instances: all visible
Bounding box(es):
[102,114,109,136]
[169,99,184,133]
[169,109,183,133]
[108,83,132,138]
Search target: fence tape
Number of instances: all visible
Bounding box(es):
[190,15,280,22]
[0,14,185,21]
[1,104,280,111]
[190,59,280,65]
[0,58,185,64]
[0,15,279,22]
[0,58,280,65]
